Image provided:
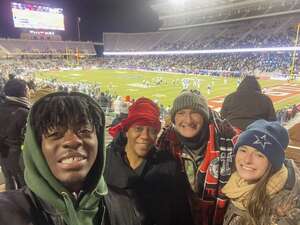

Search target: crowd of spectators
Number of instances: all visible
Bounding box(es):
[0,38,96,55]
[276,104,300,125]
[103,53,294,76]
[0,58,103,77]
[0,50,299,126]
[101,15,300,77]
[1,51,296,79]
[151,32,294,51]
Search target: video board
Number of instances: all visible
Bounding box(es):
[11,2,65,31]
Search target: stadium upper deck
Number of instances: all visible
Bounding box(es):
[149,0,300,29]
[104,13,300,52]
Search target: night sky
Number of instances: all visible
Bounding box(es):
[0,0,161,41]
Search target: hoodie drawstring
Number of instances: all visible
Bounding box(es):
[61,192,81,225]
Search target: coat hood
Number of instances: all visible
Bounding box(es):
[23,92,108,225]
[237,76,262,93]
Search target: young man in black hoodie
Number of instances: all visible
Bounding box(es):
[0,92,145,225]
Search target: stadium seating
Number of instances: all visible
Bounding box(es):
[152,0,300,28]
[102,52,294,75]
[0,39,97,56]
[0,46,8,58]
[104,14,300,52]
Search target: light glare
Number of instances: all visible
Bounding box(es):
[104,47,300,56]
[169,0,186,6]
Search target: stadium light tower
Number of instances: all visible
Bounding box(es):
[77,17,81,41]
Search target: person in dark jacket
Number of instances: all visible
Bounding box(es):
[0,92,143,225]
[108,100,129,129]
[220,76,276,131]
[0,72,7,95]
[106,97,193,225]
[0,78,30,190]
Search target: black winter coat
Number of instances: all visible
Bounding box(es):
[0,186,145,225]
[0,96,29,156]
[0,96,30,189]
[104,132,193,225]
[220,76,276,130]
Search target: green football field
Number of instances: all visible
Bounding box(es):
[36,69,300,110]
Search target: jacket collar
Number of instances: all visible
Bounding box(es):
[106,132,157,188]
[4,96,30,109]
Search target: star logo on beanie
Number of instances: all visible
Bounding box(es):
[253,135,272,149]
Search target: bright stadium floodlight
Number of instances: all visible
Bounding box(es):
[103,46,300,56]
[169,0,186,6]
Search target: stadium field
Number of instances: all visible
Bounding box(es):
[36,68,300,110]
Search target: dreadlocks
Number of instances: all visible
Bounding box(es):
[30,92,104,145]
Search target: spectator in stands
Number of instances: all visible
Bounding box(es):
[157,90,237,225]
[0,72,7,95]
[222,120,300,225]
[286,122,300,168]
[105,97,192,225]
[220,76,276,130]
[0,79,30,190]
[113,96,124,115]
[99,92,109,112]
[109,101,129,128]
[0,92,145,225]
[8,73,16,80]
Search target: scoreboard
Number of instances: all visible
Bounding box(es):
[11,2,65,31]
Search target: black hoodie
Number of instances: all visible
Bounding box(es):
[220,76,276,130]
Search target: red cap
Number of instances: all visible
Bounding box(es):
[109,97,161,137]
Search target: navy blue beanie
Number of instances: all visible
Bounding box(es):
[234,120,289,172]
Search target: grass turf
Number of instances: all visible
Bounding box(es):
[36,69,300,110]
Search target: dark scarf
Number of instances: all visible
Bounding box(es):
[176,122,209,156]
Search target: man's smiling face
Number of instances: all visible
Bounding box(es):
[41,124,98,192]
